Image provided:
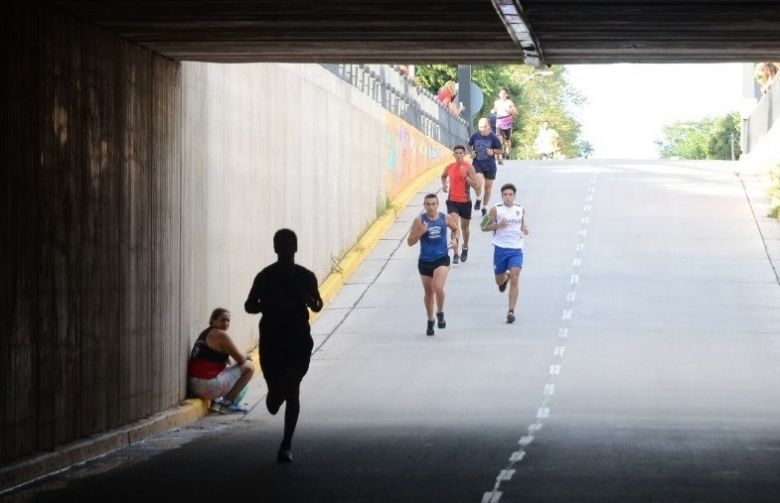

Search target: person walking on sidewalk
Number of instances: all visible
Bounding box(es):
[188,308,255,414]
[468,118,503,218]
[407,193,460,336]
[244,228,323,463]
[441,145,479,263]
[480,183,529,324]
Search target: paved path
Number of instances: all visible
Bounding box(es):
[19,160,780,502]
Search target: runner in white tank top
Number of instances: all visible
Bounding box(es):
[480,183,529,323]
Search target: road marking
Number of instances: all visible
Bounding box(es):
[482,492,502,503]
[497,470,516,481]
[509,449,526,461]
[482,172,596,502]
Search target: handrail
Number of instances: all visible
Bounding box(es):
[322,64,470,148]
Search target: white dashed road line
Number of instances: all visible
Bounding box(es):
[482,172,597,502]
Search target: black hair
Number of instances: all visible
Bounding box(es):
[500,183,517,194]
[424,193,439,201]
[453,145,466,152]
[273,228,297,253]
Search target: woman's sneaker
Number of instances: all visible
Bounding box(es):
[216,399,248,414]
[436,312,446,329]
[209,399,224,413]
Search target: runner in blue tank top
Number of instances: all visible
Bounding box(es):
[407,193,460,336]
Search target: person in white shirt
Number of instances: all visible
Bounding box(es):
[480,183,529,323]
[534,121,560,160]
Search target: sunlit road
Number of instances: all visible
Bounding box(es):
[28,160,780,502]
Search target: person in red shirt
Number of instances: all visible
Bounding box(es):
[188,308,255,414]
[441,145,479,263]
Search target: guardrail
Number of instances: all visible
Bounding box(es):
[322,64,470,148]
[743,79,780,155]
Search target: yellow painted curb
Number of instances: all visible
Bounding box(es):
[313,161,448,320]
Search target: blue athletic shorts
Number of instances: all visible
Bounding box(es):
[493,246,523,274]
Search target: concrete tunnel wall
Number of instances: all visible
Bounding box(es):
[1,4,451,465]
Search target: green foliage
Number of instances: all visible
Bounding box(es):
[656,112,741,160]
[415,65,588,159]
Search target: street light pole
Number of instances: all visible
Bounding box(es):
[518,70,554,88]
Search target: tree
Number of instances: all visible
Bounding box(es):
[415,65,588,159]
[656,112,741,160]
[708,112,742,160]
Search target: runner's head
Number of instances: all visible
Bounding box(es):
[477,118,491,135]
[500,183,516,205]
[453,145,466,161]
[423,193,439,216]
[273,228,298,259]
[499,87,509,100]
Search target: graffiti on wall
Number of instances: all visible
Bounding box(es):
[384,113,447,199]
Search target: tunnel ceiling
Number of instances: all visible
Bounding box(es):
[46,0,780,65]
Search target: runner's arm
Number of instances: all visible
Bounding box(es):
[407,216,425,246]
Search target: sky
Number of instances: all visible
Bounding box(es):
[565,64,748,159]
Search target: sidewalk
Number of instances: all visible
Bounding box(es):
[0,161,447,496]
[738,168,780,285]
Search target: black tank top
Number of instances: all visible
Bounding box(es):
[189,328,229,363]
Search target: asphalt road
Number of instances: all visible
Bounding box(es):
[19,160,780,502]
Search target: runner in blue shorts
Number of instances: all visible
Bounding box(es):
[480,183,529,323]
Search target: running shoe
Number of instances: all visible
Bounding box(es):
[506,310,516,324]
[426,320,435,336]
[481,207,487,217]
[209,399,224,413]
[452,253,460,264]
[436,312,446,329]
[474,199,481,211]
[498,277,509,292]
[460,248,468,262]
[277,449,294,463]
[498,158,504,165]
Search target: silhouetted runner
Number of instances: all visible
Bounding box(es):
[245,228,323,463]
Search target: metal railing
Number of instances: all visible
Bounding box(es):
[322,64,470,148]
[743,78,779,155]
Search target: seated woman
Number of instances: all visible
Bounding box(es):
[188,308,255,414]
